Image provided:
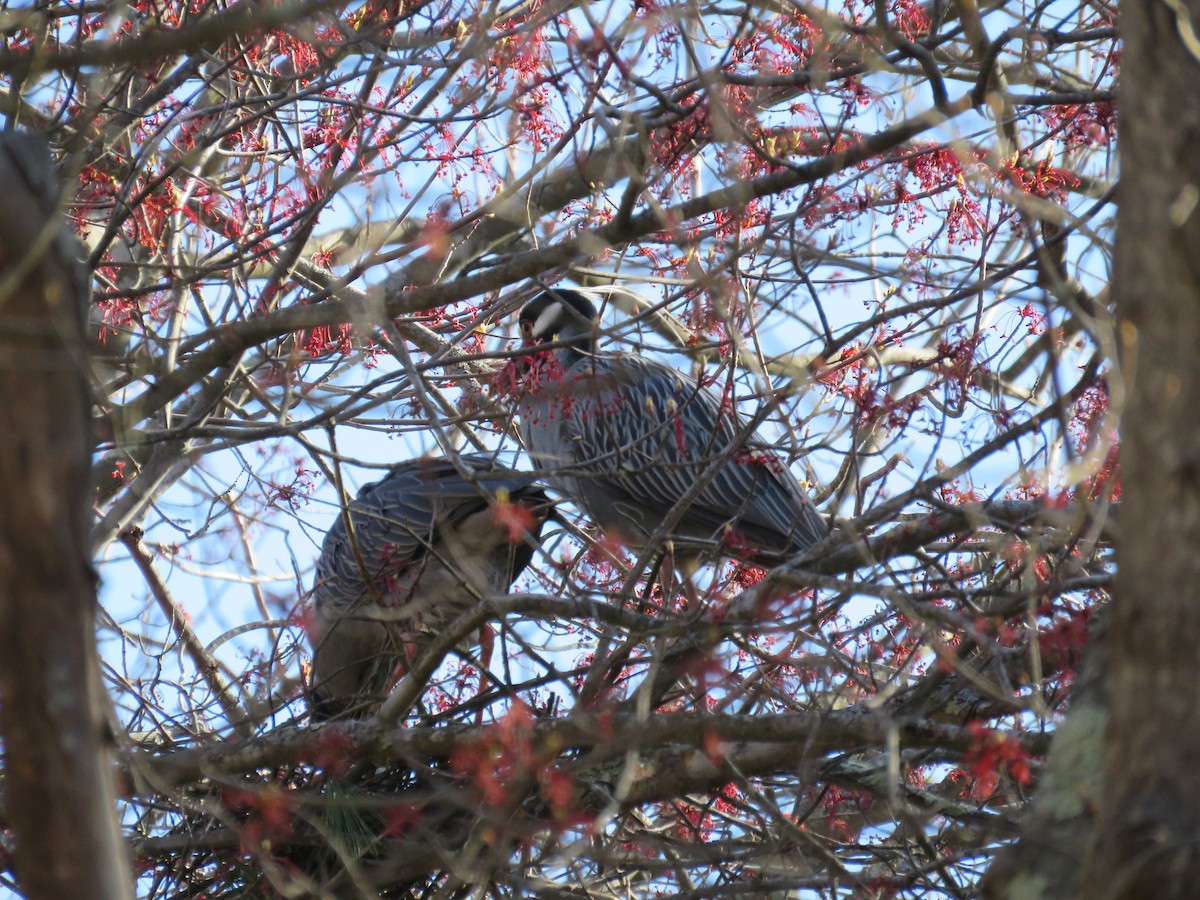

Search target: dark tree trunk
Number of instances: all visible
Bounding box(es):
[0,135,132,899]
[1081,2,1200,897]
[982,620,1108,899]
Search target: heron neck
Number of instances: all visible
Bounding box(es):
[554,320,595,368]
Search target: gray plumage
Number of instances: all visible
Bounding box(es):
[308,454,550,720]
[516,289,826,561]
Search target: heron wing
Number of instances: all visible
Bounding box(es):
[313,454,547,612]
[561,355,826,554]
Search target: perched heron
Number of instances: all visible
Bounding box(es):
[515,288,826,563]
[308,454,551,720]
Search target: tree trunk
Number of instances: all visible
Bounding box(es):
[0,134,133,899]
[981,616,1108,899]
[1081,2,1200,897]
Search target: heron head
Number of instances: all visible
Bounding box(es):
[518,289,598,350]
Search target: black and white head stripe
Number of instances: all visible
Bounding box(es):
[518,289,598,342]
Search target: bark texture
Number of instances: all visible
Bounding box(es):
[982,618,1108,899]
[0,134,133,899]
[1081,2,1200,897]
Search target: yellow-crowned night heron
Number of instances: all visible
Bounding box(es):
[515,289,825,562]
[308,454,551,720]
